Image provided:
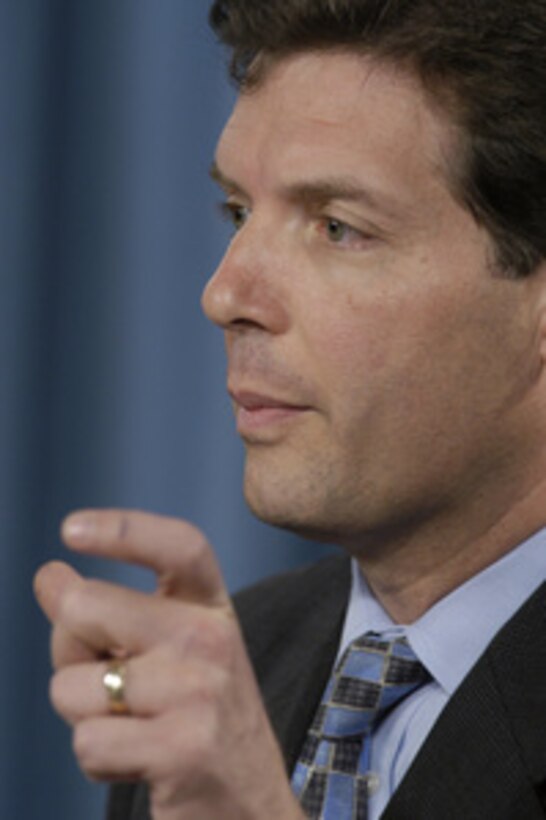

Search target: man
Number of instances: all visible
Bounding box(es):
[34,0,546,818]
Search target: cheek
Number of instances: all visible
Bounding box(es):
[303,282,474,442]
[310,290,398,373]
[303,291,405,425]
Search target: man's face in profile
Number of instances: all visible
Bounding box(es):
[203,52,539,550]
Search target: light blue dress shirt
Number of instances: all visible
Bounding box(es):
[336,528,546,820]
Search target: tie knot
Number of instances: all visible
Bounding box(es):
[316,632,429,740]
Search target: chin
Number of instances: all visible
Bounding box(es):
[243,483,343,545]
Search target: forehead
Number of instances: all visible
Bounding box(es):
[215,52,459,211]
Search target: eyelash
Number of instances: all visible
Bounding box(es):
[217,201,250,231]
[217,201,374,249]
[318,217,371,246]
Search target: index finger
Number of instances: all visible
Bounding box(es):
[61,509,229,607]
[33,561,102,669]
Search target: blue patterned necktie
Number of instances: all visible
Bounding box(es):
[291,632,430,819]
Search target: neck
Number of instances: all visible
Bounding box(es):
[354,475,546,623]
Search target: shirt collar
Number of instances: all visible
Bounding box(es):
[340,528,546,695]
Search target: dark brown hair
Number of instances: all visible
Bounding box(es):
[209,0,546,277]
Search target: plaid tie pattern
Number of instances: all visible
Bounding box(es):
[291,633,430,819]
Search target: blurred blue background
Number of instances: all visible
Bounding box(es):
[1,2,332,817]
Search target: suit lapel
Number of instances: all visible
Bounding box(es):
[384,582,546,819]
[265,578,349,772]
[234,554,351,772]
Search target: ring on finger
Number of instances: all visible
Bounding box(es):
[103,658,130,716]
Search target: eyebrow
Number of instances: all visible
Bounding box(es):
[284,179,401,220]
[209,161,244,195]
[209,160,402,221]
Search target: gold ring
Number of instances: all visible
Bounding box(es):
[103,659,129,715]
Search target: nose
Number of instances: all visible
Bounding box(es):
[201,225,290,334]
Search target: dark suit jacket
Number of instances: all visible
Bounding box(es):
[107,555,546,819]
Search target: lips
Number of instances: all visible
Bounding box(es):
[228,389,312,433]
[229,390,304,410]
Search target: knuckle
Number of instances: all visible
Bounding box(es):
[180,519,209,547]
[50,624,64,669]
[181,614,235,665]
[209,616,238,665]
[73,721,95,768]
[159,714,214,776]
[50,670,86,724]
[186,717,222,775]
[114,512,131,545]
[60,579,100,625]
[189,671,223,710]
[183,533,212,574]
[58,585,82,625]
[49,672,66,715]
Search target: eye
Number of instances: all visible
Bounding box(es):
[218,201,250,231]
[325,218,351,243]
[318,216,371,249]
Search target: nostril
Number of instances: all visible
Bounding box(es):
[201,245,290,335]
[232,317,262,330]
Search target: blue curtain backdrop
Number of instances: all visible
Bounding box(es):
[1,3,333,817]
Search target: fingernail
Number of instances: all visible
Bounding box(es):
[62,513,95,546]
